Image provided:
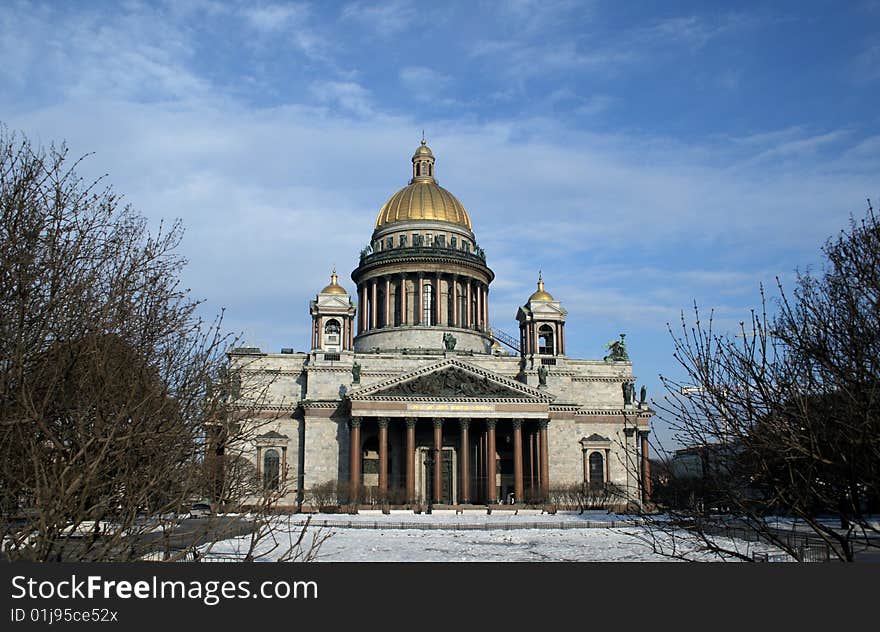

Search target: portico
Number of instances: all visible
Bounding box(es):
[347,358,553,505]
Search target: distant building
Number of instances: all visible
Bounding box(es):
[228,139,653,509]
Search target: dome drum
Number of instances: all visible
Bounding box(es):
[354,326,492,354]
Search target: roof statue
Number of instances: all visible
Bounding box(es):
[604,333,629,362]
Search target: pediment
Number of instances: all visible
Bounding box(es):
[517,303,567,321]
[532,302,566,315]
[349,358,553,402]
[317,295,351,309]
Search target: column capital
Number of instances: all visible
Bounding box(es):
[538,419,549,430]
[638,429,651,439]
[512,418,523,430]
[459,418,470,430]
[377,417,390,428]
[405,417,417,429]
[623,427,636,437]
[433,417,444,429]
[486,419,497,430]
[350,417,362,428]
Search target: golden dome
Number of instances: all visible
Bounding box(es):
[374,137,472,230]
[320,269,347,295]
[375,181,472,229]
[528,273,554,302]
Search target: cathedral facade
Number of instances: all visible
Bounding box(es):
[230,139,653,510]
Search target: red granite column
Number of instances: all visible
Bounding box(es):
[459,419,470,504]
[476,432,484,503]
[316,317,322,348]
[405,418,416,503]
[528,430,536,498]
[433,418,443,503]
[349,417,362,500]
[534,426,542,493]
[640,431,652,503]
[370,278,377,330]
[539,420,550,499]
[400,273,407,325]
[435,272,442,325]
[378,417,389,495]
[384,277,391,328]
[415,274,423,325]
[452,276,459,327]
[358,285,365,334]
[512,419,523,503]
[475,282,482,330]
[483,285,489,329]
[486,419,497,504]
[465,279,472,328]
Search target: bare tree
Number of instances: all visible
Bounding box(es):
[637,201,880,562]
[0,126,324,561]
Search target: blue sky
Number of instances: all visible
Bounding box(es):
[2,0,878,450]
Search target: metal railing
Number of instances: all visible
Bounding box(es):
[276,518,641,531]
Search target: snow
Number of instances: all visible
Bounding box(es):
[200,511,785,562]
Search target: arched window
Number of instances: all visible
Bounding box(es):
[428,163,433,176]
[324,320,340,335]
[589,452,604,485]
[538,324,554,354]
[263,449,280,491]
[422,283,434,326]
[416,162,421,176]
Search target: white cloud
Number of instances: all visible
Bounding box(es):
[852,42,880,82]
[309,80,375,116]
[340,0,419,37]
[241,3,308,31]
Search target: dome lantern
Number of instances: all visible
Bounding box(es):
[411,134,435,183]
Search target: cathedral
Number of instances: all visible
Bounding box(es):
[230,139,653,510]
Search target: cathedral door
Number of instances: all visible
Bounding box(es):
[424,448,454,504]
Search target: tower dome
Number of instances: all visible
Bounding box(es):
[528,272,555,302]
[320,268,347,295]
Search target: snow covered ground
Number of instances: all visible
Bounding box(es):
[201,511,784,562]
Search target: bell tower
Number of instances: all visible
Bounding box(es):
[516,272,567,358]
[310,268,356,352]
